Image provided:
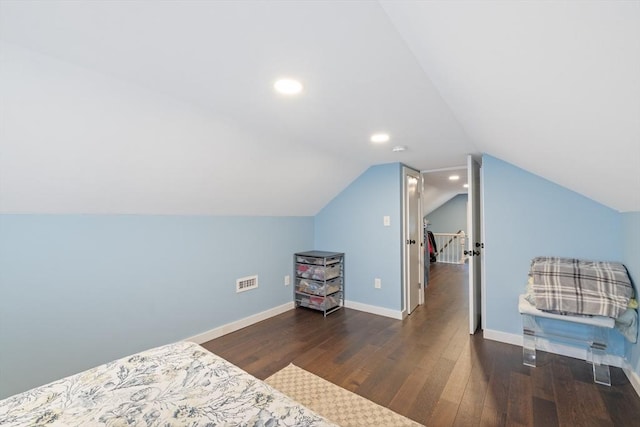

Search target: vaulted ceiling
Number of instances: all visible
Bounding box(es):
[1,1,638,215]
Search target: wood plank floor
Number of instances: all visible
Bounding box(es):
[202,262,640,426]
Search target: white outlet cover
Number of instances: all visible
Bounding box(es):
[284,275,290,286]
[374,278,381,288]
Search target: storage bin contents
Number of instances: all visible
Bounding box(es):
[294,251,344,317]
[297,294,340,311]
[296,277,342,296]
[295,264,341,281]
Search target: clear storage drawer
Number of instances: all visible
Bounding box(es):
[295,263,341,281]
[296,277,342,296]
[296,293,342,311]
[295,255,342,266]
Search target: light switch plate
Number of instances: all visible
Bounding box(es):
[383,216,390,226]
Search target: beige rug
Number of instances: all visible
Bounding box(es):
[265,364,424,427]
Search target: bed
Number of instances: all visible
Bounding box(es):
[519,256,637,386]
[0,341,337,426]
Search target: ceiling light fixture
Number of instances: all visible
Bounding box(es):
[449,175,460,181]
[274,78,303,95]
[370,133,390,143]
[392,145,407,152]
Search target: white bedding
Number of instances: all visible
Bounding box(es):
[0,341,337,426]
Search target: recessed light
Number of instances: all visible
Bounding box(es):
[370,133,390,143]
[274,78,303,95]
[392,145,407,152]
[463,183,469,188]
[449,175,460,181]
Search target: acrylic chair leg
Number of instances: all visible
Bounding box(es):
[588,326,611,386]
[522,314,537,367]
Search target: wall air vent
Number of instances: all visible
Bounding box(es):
[236,275,258,293]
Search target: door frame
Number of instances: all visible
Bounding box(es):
[420,162,485,332]
[467,154,483,334]
[480,163,487,331]
[401,166,423,316]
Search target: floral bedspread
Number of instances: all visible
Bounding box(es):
[0,341,336,426]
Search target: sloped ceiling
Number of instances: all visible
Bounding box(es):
[0,1,638,215]
[381,0,640,213]
[422,168,468,216]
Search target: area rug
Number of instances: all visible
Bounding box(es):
[265,364,424,427]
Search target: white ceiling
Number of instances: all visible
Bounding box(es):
[422,168,468,216]
[381,0,640,213]
[0,1,638,215]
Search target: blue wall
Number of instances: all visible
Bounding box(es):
[426,193,467,234]
[314,163,403,311]
[2,159,637,398]
[0,215,313,398]
[482,155,625,354]
[622,212,640,373]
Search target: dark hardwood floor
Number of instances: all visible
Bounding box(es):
[202,262,640,426]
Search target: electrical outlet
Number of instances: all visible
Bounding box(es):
[374,278,381,289]
[284,275,290,286]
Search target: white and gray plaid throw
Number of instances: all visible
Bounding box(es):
[530,256,633,319]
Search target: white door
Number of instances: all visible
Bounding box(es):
[404,167,421,315]
[467,155,482,334]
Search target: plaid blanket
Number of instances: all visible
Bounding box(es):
[530,256,633,318]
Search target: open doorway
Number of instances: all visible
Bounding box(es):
[422,166,469,272]
[422,159,483,334]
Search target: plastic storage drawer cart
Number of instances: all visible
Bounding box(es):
[294,251,344,316]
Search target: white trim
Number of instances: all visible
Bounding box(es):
[186,302,294,344]
[623,364,640,397]
[187,300,403,345]
[401,166,408,314]
[483,328,624,368]
[418,172,425,306]
[345,299,404,320]
[402,166,422,315]
[480,164,487,332]
[420,165,466,174]
[467,155,481,334]
[483,329,522,346]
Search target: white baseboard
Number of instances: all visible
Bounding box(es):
[344,300,403,320]
[483,329,522,347]
[623,364,640,396]
[482,329,625,368]
[187,300,401,345]
[186,302,295,344]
